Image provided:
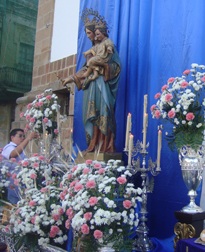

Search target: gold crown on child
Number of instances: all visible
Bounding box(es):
[81,8,108,30]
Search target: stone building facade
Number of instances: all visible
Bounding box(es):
[0,0,38,147]
[1,0,77,153]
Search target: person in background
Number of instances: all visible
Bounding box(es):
[1,128,38,205]
[2,128,38,161]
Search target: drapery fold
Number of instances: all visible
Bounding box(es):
[74,0,205,238]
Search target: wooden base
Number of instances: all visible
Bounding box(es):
[174,211,205,248]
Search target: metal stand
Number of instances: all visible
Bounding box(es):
[125,142,161,252]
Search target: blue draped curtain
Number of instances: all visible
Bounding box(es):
[74,0,205,239]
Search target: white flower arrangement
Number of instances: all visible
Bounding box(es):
[20,89,60,135]
[151,63,205,150]
[61,159,142,252]
[7,154,69,251]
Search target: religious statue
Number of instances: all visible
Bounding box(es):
[62,8,121,153]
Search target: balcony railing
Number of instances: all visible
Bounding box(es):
[0,66,32,93]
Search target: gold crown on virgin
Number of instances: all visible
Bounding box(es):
[81,8,108,30]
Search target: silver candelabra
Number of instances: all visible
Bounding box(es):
[124,140,161,252]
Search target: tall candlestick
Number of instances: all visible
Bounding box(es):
[157,129,162,169]
[142,113,148,150]
[128,134,134,166]
[125,113,132,150]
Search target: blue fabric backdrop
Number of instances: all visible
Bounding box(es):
[73,0,205,240]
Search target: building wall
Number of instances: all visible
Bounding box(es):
[0,0,38,147]
[14,0,77,153]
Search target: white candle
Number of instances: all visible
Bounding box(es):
[143,94,148,115]
[128,134,134,166]
[157,130,162,169]
[125,113,132,150]
[142,113,148,150]
[70,129,73,153]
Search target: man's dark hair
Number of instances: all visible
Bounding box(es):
[10,128,24,139]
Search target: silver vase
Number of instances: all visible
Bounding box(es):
[179,146,205,213]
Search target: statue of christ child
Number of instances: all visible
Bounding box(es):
[82,25,114,82]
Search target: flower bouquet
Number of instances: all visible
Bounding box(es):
[21,89,60,136]
[151,63,205,151]
[61,159,142,252]
[7,154,69,252]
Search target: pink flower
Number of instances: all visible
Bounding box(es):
[81,224,90,234]
[20,112,24,118]
[43,117,49,123]
[52,214,60,221]
[54,129,59,134]
[26,115,31,120]
[183,69,190,75]
[49,225,60,238]
[70,181,77,188]
[29,200,36,207]
[83,168,90,174]
[94,230,103,239]
[14,179,19,186]
[167,77,175,83]
[58,208,64,215]
[74,183,83,192]
[40,187,48,193]
[84,212,92,221]
[186,112,195,121]
[117,176,127,184]
[33,162,39,169]
[31,216,36,224]
[94,163,102,169]
[154,93,161,99]
[86,180,96,189]
[98,168,105,174]
[168,110,176,118]
[65,219,71,229]
[30,173,37,179]
[22,160,29,167]
[46,95,52,100]
[10,158,17,162]
[60,191,66,200]
[30,117,35,123]
[154,110,161,119]
[12,173,17,179]
[123,200,132,209]
[201,76,205,82]
[32,153,39,157]
[38,155,45,160]
[72,166,77,172]
[38,101,43,107]
[85,159,93,165]
[161,84,168,91]
[150,104,156,112]
[164,93,173,102]
[88,197,98,206]
[66,208,74,219]
[67,174,73,180]
[181,81,188,88]
[27,103,32,109]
